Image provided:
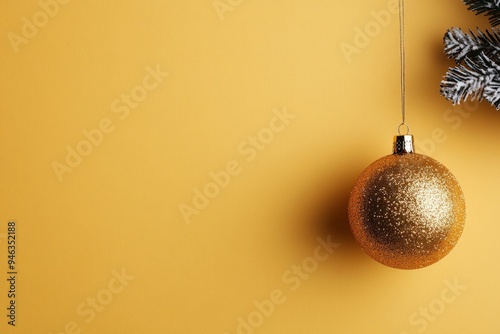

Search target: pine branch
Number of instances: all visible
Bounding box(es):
[481,54,500,106]
[440,53,500,108]
[441,1,500,109]
[484,77,500,107]
[464,0,500,26]
[444,27,500,62]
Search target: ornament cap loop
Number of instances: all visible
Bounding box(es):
[393,134,414,154]
[398,123,410,135]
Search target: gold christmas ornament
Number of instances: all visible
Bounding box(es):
[348,135,465,269]
[345,0,466,269]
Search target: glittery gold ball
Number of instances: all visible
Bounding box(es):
[348,153,465,269]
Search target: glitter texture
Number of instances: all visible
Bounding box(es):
[348,153,466,270]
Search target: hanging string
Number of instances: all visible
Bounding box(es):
[398,0,409,135]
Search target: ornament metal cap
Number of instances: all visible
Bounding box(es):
[393,134,414,154]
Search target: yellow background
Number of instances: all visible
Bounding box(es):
[0,0,499,333]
